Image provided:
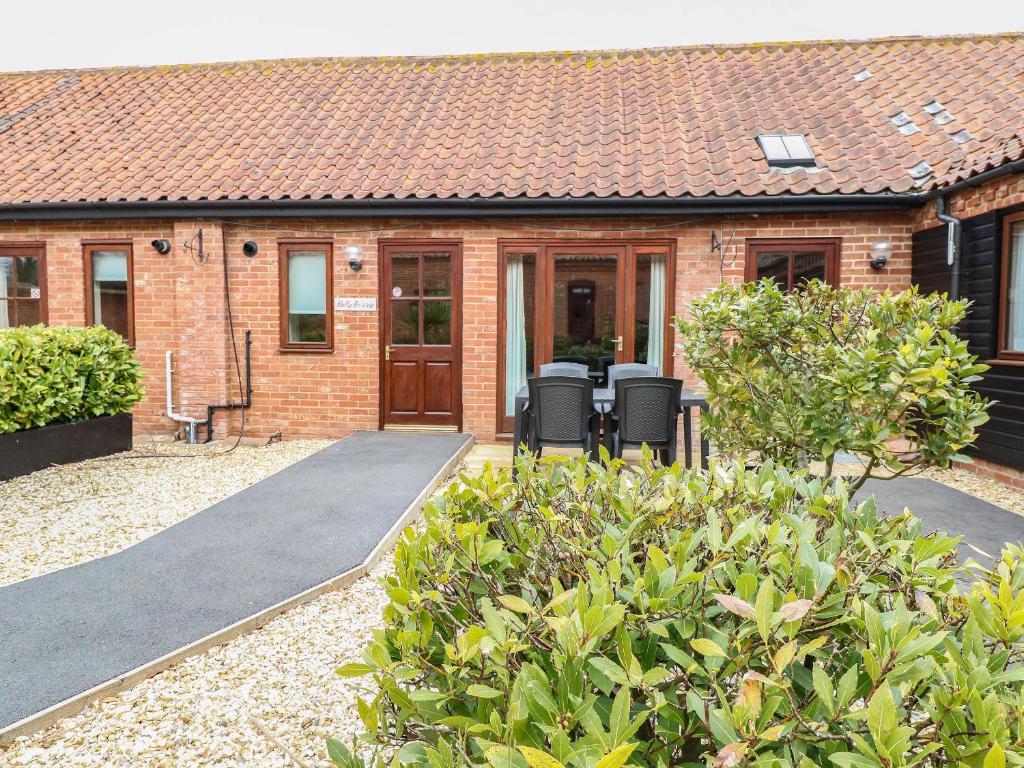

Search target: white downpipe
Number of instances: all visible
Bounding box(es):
[165,351,207,443]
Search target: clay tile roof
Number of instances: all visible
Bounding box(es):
[0,32,1022,205]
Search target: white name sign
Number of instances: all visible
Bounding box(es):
[334,297,377,312]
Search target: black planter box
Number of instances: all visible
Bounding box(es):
[0,413,133,482]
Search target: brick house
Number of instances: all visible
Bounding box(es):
[1,33,1022,484]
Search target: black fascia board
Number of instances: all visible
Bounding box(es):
[0,192,925,221]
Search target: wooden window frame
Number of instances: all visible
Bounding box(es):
[0,243,48,326]
[744,238,842,287]
[83,241,135,346]
[997,211,1024,362]
[278,240,334,352]
[495,239,677,436]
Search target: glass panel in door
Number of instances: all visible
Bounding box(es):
[551,253,620,372]
[634,253,668,373]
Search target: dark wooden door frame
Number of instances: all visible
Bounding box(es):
[495,239,677,435]
[378,239,463,430]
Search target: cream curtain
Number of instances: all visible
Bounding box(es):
[0,258,9,329]
[505,255,528,416]
[1009,222,1024,351]
[645,255,666,373]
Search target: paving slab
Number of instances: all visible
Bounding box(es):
[856,477,1024,567]
[0,431,470,730]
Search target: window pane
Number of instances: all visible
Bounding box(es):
[18,300,40,326]
[14,256,40,296]
[91,250,130,339]
[423,253,451,297]
[0,258,13,297]
[504,252,536,416]
[391,253,419,298]
[634,253,667,372]
[756,251,790,287]
[392,300,419,345]
[553,254,617,371]
[793,251,827,286]
[0,299,10,328]
[288,313,327,343]
[286,250,327,343]
[1007,221,1024,352]
[422,301,451,345]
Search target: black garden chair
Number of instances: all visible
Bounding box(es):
[606,362,659,387]
[525,376,601,461]
[604,376,683,466]
[552,355,589,365]
[539,362,589,378]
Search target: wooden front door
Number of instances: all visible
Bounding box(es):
[380,241,462,429]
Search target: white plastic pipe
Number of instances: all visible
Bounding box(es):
[165,351,207,442]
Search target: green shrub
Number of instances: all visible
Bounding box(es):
[332,456,1024,768]
[0,325,144,433]
[676,281,991,491]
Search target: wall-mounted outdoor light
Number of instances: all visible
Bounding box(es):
[151,239,172,255]
[869,241,893,270]
[242,241,259,257]
[344,244,364,271]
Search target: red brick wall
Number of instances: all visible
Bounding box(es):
[913,173,1024,231]
[0,211,913,443]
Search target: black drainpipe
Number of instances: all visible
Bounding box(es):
[204,330,253,443]
[935,193,962,302]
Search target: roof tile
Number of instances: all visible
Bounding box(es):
[0,33,1022,204]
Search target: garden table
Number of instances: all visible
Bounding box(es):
[512,385,710,469]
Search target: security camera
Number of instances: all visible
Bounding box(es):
[151,239,172,255]
[242,241,259,257]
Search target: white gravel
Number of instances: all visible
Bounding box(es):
[0,558,390,767]
[0,439,331,587]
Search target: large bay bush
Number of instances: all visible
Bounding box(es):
[676,281,990,491]
[331,455,1024,768]
[0,325,143,433]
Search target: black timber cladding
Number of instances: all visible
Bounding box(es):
[912,202,1024,471]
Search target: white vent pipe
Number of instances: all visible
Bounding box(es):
[165,351,207,443]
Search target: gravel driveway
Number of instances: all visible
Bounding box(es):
[0,440,331,587]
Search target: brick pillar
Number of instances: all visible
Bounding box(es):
[167,221,231,438]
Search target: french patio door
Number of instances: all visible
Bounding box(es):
[380,241,462,430]
[498,240,675,434]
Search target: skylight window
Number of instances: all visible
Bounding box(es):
[923,100,944,114]
[951,129,973,144]
[757,134,816,168]
[852,68,873,82]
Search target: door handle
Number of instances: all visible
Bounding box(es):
[384,345,391,361]
[613,336,623,352]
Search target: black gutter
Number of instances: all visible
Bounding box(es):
[926,158,1024,200]
[0,192,925,221]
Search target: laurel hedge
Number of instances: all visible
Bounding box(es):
[0,325,143,434]
[331,454,1024,768]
